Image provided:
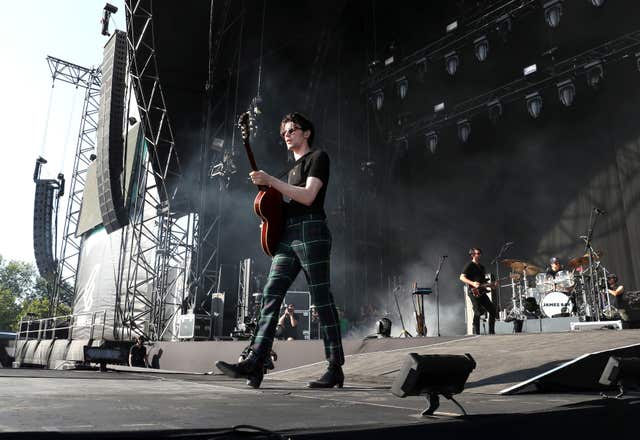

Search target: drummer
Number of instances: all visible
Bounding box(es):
[546,257,563,277]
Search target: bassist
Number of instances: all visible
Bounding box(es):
[217,113,344,389]
[460,247,498,335]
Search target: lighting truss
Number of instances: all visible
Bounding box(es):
[388,30,640,142]
[362,0,539,91]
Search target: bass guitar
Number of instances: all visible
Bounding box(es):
[238,112,284,256]
[467,274,497,297]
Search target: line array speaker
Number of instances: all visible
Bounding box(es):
[33,180,58,280]
[96,30,128,233]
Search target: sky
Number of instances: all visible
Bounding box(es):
[0,0,125,264]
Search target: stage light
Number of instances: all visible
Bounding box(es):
[487,99,502,123]
[599,356,640,397]
[392,353,476,416]
[523,63,537,76]
[474,36,489,62]
[368,60,382,76]
[589,0,605,6]
[396,77,408,100]
[444,51,459,76]
[371,89,384,111]
[446,21,458,33]
[376,318,392,338]
[526,92,542,118]
[557,79,575,107]
[425,131,438,154]
[585,60,604,88]
[496,14,512,41]
[434,102,445,113]
[416,57,428,82]
[457,119,471,143]
[544,1,563,28]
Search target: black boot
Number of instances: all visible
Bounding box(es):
[307,364,344,388]
[216,355,264,389]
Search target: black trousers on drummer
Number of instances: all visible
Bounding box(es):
[251,214,344,366]
[468,292,498,334]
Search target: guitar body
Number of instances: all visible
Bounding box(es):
[470,284,492,297]
[238,112,285,257]
[254,187,284,256]
[469,274,497,297]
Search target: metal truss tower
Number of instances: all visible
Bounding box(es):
[46,56,101,312]
[120,0,196,341]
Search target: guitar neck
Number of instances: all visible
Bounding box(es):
[243,139,259,172]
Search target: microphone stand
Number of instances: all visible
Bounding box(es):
[491,242,513,312]
[433,256,447,337]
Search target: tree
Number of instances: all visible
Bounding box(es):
[0,254,73,330]
[16,297,71,325]
[0,256,49,303]
[0,288,20,331]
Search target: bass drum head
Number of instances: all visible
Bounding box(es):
[541,291,573,318]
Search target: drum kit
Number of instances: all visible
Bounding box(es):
[500,250,614,321]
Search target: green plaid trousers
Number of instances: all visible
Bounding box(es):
[252,214,344,366]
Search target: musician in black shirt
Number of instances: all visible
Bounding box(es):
[459,247,498,335]
[216,112,344,389]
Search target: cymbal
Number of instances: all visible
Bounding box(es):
[501,259,542,276]
[568,256,588,268]
[567,250,604,268]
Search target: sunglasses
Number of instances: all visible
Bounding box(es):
[281,126,301,138]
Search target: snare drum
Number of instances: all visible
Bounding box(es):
[541,291,573,318]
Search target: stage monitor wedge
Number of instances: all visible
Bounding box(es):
[96,30,128,234]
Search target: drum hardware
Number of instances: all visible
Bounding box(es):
[579,207,607,319]
[500,260,540,322]
[491,242,514,313]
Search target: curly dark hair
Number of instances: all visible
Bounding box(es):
[280,112,315,147]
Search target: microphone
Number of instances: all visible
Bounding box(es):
[594,208,607,215]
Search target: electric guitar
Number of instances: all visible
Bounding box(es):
[238,112,284,256]
[467,274,497,297]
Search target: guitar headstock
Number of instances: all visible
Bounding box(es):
[238,112,251,141]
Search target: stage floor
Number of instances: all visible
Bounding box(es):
[4,330,640,438]
[0,368,638,438]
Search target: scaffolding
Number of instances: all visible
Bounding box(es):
[46,56,102,313]
[120,0,195,342]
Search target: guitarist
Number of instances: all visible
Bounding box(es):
[459,247,498,335]
[216,112,344,389]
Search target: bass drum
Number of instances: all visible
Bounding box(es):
[541,291,573,318]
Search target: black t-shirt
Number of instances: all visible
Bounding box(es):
[546,268,561,277]
[285,149,329,218]
[130,344,146,367]
[462,261,486,283]
[609,283,624,308]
